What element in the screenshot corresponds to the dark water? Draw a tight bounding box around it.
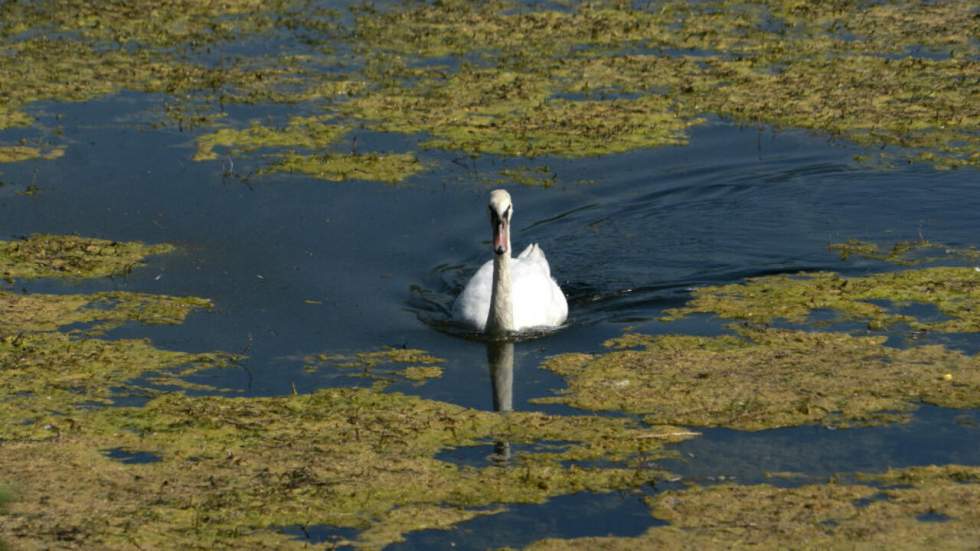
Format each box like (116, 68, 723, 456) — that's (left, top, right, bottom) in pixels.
(3, 82, 980, 546)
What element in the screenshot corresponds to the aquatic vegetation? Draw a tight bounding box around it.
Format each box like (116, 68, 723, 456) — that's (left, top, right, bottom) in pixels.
(1, 0, 974, 167)
(0, 387, 693, 549)
(829, 239, 980, 266)
(527, 465, 980, 549)
(0, 290, 211, 335)
(269, 152, 425, 184)
(305, 347, 445, 384)
(498, 166, 556, 188)
(536, 328, 980, 430)
(0, 233, 693, 548)
(0, 145, 62, 163)
(664, 266, 980, 332)
(0, 234, 173, 280)
(193, 117, 349, 161)
(194, 116, 424, 183)
(349, 1, 979, 167)
(0, 233, 223, 436)
(0, 4, 344, 133)
(0, 332, 232, 441)
(345, 66, 696, 158)
(0, 0, 303, 48)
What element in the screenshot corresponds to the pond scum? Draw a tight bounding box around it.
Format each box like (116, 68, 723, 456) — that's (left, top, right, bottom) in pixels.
(1, 0, 979, 548)
(0, 234, 698, 548)
(0, 0, 976, 175)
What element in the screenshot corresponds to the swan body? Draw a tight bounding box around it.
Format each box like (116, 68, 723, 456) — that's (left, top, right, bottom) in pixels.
(453, 190, 568, 334)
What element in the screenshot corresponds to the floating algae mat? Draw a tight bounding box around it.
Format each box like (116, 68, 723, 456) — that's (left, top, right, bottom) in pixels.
(344, 0, 979, 167)
(0, 236, 697, 548)
(663, 266, 980, 333)
(1, 0, 974, 170)
(1, 0, 979, 548)
(194, 117, 425, 183)
(0, 388, 694, 549)
(828, 239, 980, 266)
(0, 234, 226, 440)
(536, 327, 980, 430)
(304, 347, 446, 384)
(0, 234, 173, 280)
(527, 465, 980, 549)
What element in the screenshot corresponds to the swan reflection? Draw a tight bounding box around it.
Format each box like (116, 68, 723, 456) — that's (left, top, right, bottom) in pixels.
(487, 340, 514, 463)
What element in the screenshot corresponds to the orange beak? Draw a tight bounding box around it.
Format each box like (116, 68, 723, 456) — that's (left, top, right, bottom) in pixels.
(493, 221, 509, 255)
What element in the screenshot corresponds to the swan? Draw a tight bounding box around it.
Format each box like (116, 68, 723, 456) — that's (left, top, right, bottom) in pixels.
(452, 189, 568, 335)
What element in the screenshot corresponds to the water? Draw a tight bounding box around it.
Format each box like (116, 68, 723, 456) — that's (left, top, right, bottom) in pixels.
(3, 28, 980, 551)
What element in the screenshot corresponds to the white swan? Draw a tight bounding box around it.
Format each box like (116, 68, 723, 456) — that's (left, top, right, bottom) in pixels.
(453, 189, 568, 335)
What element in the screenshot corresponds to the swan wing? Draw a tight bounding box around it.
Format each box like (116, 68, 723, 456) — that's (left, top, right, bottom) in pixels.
(452, 259, 493, 331)
(512, 246, 567, 330)
(516, 243, 551, 276)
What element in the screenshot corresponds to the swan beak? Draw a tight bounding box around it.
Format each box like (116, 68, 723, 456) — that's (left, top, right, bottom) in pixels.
(493, 222, 509, 255)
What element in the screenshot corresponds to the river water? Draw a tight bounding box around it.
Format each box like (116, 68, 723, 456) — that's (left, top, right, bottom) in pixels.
(2, 8, 979, 548)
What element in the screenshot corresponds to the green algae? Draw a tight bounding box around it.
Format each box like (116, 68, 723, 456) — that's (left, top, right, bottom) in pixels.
(527, 464, 980, 550)
(536, 328, 980, 430)
(305, 347, 445, 385)
(664, 266, 980, 333)
(829, 239, 980, 266)
(3, 0, 974, 168)
(0, 290, 211, 335)
(269, 152, 425, 184)
(498, 166, 557, 188)
(0, 229, 695, 548)
(0, 387, 693, 549)
(346, 1, 979, 167)
(0, 0, 301, 48)
(0, 4, 345, 134)
(345, 65, 696, 158)
(0, 234, 173, 281)
(0, 332, 233, 441)
(194, 117, 425, 183)
(193, 117, 349, 162)
(0, 145, 63, 163)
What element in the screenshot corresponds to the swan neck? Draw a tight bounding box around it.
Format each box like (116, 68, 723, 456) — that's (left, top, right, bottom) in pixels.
(486, 252, 513, 334)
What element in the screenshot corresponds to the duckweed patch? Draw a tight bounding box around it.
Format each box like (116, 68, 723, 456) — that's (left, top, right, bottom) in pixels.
(0, 388, 693, 549)
(536, 328, 980, 430)
(0, 234, 173, 280)
(664, 266, 980, 333)
(527, 465, 980, 550)
(305, 347, 445, 385)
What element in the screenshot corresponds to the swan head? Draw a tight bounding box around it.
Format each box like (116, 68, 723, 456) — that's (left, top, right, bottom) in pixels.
(488, 189, 512, 256)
